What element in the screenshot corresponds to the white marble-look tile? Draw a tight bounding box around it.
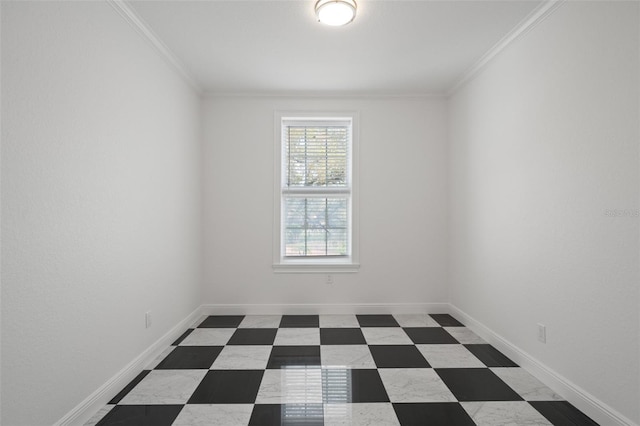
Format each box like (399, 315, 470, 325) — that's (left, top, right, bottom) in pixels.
(461, 401, 553, 426)
(172, 404, 253, 426)
(83, 405, 114, 426)
(361, 328, 412, 345)
(255, 368, 323, 404)
(324, 403, 400, 426)
(393, 314, 440, 327)
(120, 370, 206, 404)
(274, 328, 320, 346)
(321, 345, 376, 369)
(416, 344, 485, 368)
(144, 346, 175, 369)
(444, 327, 486, 344)
(210, 345, 272, 370)
(378, 368, 456, 403)
(238, 315, 282, 328)
(179, 328, 235, 346)
(320, 315, 360, 328)
(491, 368, 563, 401)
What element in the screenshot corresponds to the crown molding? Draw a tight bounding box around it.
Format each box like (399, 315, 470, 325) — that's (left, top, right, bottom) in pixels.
(202, 91, 447, 99)
(447, 0, 565, 97)
(107, 0, 202, 93)
(107, 0, 563, 100)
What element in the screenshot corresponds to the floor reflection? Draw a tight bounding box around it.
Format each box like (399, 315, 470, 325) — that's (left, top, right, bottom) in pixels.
(275, 366, 353, 424)
(279, 403, 324, 425)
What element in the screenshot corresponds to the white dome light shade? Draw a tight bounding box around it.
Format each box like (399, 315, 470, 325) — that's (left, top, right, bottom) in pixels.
(315, 0, 357, 26)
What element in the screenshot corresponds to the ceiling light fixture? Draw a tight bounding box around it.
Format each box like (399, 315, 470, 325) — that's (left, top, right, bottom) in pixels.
(315, 0, 357, 26)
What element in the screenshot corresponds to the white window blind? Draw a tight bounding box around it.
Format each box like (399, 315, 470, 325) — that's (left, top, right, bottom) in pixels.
(282, 119, 352, 258)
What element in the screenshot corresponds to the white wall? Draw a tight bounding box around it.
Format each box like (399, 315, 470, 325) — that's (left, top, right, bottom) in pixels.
(449, 2, 639, 424)
(203, 96, 448, 310)
(1, 2, 203, 425)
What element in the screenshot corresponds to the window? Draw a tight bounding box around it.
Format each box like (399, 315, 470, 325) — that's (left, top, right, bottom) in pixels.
(274, 113, 359, 273)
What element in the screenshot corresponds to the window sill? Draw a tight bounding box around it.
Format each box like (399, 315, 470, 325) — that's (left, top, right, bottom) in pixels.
(272, 262, 360, 274)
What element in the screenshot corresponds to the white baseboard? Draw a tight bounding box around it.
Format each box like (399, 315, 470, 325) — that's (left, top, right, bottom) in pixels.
(201, 302, 449, 315)
(54, 306, 203, 426)
(448, 304, 638, 426)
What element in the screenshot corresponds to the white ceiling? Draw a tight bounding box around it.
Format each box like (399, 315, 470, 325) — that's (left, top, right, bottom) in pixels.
(128, 0, 543, 95)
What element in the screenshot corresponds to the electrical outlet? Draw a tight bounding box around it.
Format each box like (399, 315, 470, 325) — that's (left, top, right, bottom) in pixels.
(145, 311, 152, 329)
(326, 274, 334, 285)
(537, 323, 546, 343)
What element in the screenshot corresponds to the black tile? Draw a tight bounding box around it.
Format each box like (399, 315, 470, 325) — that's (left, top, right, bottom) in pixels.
(280, 315, 320, 328)
(393, 402, 475, 426)
(464, 344, 518, 367)
(249, 404, 324, 426)
(198, 315, 244, 328)
(108, 371, 150, 404)
(435, 368, 523, 401)
(530, 401, 599, 426)
(356, 314, 400, 327)
(429, 314, 464, 327)
(267, 346, 321, 369)
(187, 370, 264, 403)
(95, 405, 183, 426)
(227, 328, 277, 345)
(369, 345, 430, 368)
(320, 328, 366, 345)
(172, 329, 193, 346)
(322, 368, 389, 403)
(155, 346, 222, 369)
(404, 327, 459, 344)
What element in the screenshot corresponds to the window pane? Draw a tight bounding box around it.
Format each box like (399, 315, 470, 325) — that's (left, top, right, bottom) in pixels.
(284, 197, 348, 257)
(327, 229, 347, 256)
(285, 198, 305, 227)
(285, 228, 305, 256)
(306, 229, 327, 256)
(306, 198, 327, 229)
(327, 199, 347, 228)
(285, 126, 348, 188)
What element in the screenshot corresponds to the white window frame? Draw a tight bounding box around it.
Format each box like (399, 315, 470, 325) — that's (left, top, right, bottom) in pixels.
(273, 111, 360, 273)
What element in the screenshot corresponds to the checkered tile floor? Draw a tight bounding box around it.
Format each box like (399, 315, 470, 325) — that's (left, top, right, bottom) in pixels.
(88, 314, 598, 425)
